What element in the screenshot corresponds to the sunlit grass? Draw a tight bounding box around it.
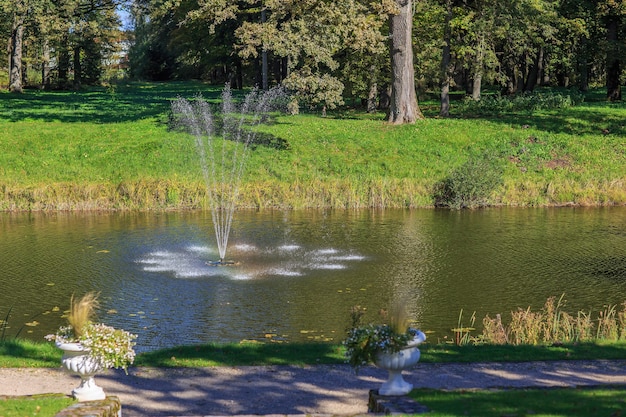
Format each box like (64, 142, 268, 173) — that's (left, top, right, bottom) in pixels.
(409, 387, 626, 417)
(0, 394, 75, 417)
(0, 82, 624, 210)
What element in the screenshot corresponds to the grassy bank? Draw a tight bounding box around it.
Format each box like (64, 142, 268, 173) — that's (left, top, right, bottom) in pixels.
(0, 82, 624, 210)
(3, 338, 626, 368)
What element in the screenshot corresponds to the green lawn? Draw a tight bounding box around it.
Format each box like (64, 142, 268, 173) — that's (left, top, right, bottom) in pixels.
(0, 82, 624, 210)
(409, 386, 626, 417)
(0, 394, 75, 417)
(2, 339, 626, 416)
(3, 339, 626, 368)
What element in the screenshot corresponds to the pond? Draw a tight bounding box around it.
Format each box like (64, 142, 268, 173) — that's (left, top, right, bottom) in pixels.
(1, 207, 625, 352)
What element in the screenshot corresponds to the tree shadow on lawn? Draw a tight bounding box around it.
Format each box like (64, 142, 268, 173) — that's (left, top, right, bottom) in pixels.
(0, 82, 224, 124)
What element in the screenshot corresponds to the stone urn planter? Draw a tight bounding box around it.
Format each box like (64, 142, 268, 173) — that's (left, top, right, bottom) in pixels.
(57, 341, 106, 402)
(375, 330, 426, 396)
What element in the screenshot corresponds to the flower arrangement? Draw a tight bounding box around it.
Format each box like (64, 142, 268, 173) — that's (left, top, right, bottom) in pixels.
(344, 302, 422, 371)
(45, 292, 137, 372)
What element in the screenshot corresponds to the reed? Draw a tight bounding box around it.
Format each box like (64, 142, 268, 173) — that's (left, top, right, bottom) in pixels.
(458, 295, 626, 346)
(67, 292, 99, 338)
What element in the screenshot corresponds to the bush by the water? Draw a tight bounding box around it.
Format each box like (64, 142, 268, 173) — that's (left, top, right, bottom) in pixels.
(433, 155, 504, 209)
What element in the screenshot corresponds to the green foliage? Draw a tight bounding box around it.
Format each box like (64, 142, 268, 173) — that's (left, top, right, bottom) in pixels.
(433, 155, 504, 209)
(455, 90, 586, 116)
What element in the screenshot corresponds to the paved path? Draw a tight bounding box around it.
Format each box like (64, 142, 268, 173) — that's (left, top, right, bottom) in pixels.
(2, 361, 626, 416)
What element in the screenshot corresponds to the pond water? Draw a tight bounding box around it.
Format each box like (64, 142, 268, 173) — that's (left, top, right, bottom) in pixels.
(1, 207, 625, 352)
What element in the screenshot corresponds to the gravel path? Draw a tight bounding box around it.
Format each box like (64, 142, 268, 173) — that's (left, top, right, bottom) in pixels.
(2, 361, 626, 416)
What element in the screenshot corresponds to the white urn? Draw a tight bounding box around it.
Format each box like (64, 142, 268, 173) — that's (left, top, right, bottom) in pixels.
(375, 330, 426, 396)
(57, 341, 105, 401)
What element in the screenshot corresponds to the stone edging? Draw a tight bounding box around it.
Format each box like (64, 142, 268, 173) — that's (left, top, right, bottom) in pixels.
(55, 396, 121, 417)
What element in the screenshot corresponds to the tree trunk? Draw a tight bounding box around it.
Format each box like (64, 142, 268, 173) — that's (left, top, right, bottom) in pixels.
(367, 63, 378, 113)
(58, 33, 71, 88)
(525, 47, 542, 92)
(261, 8, 268, 90)
(471, 33, 484, 101)
(440, 0, 453, 117)
(472, 74, 482, 100)
(388, 0, 423, 124)
(9, 15, 25, 93)
(42, 39, 51, 89)
(606, 16, 621, 101)
(73, 46, 82, 87)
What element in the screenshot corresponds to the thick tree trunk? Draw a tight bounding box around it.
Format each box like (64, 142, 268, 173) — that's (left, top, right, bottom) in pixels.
(525, 47, 543, 92)
(388, 0, 423, 124)
(440, 0, 453, 117)
(9, 15, 25, 93)
(606, 17, 621, 101)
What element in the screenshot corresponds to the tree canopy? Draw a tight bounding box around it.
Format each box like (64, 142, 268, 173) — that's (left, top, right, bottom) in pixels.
(1, 0, 624, 111)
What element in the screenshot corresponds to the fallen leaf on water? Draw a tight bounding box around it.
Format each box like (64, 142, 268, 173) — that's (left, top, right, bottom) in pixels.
(25, 321, 40, 327)
(96, 250, 110, 253)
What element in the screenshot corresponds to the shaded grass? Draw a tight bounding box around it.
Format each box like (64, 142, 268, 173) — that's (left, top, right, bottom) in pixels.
(3, 339, 626, 368)
(133, 342, 346, 367)
(0, 82, 624, 210)
(409, 386, 626, 417)
(0, 394, 75, 417)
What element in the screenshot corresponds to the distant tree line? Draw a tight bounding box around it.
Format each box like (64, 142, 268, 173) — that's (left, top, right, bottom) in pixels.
(1, 0, 123, 92)
(2, 0, 624, 118)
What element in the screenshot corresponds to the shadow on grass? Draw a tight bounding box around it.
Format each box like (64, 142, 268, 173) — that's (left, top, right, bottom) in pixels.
(0, 339, 61, 367)
(0, 82, 224, 124)
(134, 342, 345, 367)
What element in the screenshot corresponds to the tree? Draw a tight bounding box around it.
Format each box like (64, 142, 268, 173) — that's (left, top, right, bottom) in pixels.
(599, 0, 625, 101)
(6, 0, 27, 93)
(388, 0, 423, 123)
(178, 0, 391, 111)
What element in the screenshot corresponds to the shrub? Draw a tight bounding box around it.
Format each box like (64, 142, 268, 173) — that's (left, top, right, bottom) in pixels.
(455, 90, 585, 115)
(433, 155, 503, 209)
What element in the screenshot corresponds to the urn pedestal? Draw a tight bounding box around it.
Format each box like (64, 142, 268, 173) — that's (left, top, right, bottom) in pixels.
(375, 330, 426, 396)
(57, 341, 105, 401)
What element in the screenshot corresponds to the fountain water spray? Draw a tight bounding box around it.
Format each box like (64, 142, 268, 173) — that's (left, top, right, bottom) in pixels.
(171, 85, 285, 264)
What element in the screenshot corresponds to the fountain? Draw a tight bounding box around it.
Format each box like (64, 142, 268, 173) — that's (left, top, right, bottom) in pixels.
(171, 85, 285, 265)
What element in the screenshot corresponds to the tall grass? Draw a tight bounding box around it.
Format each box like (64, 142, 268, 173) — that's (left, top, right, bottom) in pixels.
(457, 295, 626, 346)
(0, 83, 624, 210)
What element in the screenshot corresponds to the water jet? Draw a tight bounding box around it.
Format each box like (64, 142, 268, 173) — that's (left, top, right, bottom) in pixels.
(171, 85, 285, 263)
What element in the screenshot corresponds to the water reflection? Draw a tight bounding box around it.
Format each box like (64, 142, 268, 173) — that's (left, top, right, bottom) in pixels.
(0, 207, 624, 352)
